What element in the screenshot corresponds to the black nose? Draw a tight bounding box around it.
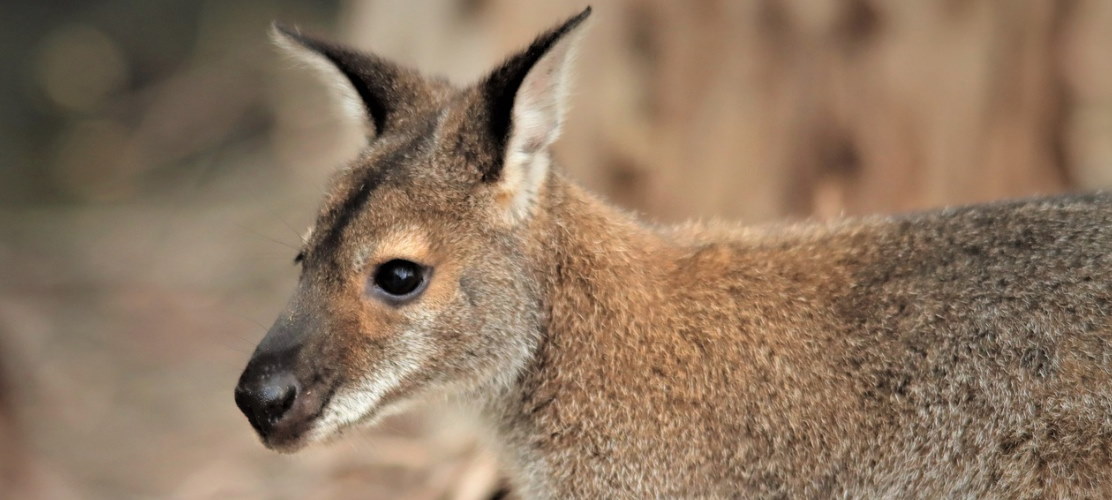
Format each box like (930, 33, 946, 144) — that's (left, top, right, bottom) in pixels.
(235, 371, 301, 435)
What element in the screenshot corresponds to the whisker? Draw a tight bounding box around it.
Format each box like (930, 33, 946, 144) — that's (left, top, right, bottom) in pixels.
(232, 221, 300, 251)
(213, 336, 253, 355)
(279, 217, 308, 245)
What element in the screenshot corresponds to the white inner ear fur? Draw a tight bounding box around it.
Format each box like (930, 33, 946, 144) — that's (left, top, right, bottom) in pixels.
(497, 28, 586, 224)
(271, 27, 375, 139)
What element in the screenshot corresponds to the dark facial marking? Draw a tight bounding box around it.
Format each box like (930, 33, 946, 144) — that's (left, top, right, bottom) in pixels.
(315, 163, 389, 266)
(311, 118, 438, 270)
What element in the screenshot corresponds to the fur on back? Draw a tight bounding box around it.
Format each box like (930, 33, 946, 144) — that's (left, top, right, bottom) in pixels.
(485, 183, 1112, 497)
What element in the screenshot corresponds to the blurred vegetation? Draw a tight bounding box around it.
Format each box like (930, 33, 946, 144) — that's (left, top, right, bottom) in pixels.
(1, 0, 1111, 499)
(1, 0, 342, 206)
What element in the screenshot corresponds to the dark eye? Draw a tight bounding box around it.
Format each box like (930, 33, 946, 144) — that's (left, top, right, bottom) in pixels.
(372, 259, 427, 298)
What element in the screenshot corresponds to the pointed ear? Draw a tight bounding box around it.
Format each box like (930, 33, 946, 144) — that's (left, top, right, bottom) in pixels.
(271, 23, 431, 140)
(478, 7, 591, 221)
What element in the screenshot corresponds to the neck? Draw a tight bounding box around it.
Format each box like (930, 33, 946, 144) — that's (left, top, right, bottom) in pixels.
(528, 174, 670, 326)
(476, 173, 674, 485)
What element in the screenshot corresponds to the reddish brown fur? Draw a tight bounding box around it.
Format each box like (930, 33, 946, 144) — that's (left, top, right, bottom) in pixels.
(489, 181, 1112, 496)
(238, 11, 1112, 498)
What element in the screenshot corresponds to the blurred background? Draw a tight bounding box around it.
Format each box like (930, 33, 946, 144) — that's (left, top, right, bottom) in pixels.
(2, 0, 1111, 498)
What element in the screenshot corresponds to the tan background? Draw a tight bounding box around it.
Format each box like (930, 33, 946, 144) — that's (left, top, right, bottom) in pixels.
(2, 0, 1111, 498)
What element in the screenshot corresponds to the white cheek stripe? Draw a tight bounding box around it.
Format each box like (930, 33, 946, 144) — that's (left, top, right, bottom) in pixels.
(307, 323, 434, 441)
(310, 355, 419, 439)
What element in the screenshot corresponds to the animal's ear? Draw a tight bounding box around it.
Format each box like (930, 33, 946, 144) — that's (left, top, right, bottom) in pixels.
(272, 23, 430, 140)
(477, 7, 591, 221)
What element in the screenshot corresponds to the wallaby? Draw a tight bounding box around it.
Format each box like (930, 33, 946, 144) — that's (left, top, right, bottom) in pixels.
(234, 7, 1112, 498)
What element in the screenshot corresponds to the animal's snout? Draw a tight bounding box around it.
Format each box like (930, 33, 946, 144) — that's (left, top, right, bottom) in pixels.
(235, 370, 301, 434)
(234, 343, 331, 450)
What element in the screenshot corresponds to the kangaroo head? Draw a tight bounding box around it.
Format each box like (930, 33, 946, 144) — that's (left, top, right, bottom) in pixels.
(234, 9, 591, 451)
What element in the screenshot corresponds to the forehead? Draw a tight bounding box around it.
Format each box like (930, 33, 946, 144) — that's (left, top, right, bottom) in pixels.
(304, 109, 482, 266)
(311, 135, 427, 253)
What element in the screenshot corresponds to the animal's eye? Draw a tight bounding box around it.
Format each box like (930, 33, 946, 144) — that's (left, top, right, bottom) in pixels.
(372, 259, 427, 298)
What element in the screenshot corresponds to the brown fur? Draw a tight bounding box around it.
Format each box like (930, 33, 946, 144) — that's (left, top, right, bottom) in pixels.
(237, 10, 1112, 498)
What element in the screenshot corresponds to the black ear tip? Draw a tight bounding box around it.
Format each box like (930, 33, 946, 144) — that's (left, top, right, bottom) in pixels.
(569, 6, 593, 28)
(538, 6, 592, 47)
